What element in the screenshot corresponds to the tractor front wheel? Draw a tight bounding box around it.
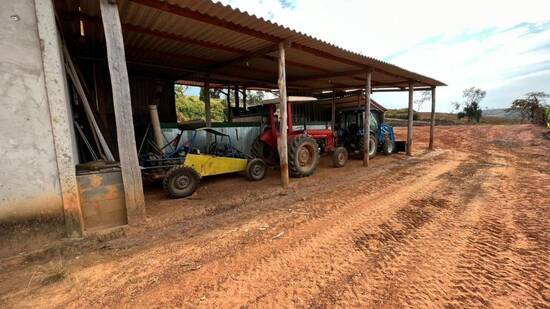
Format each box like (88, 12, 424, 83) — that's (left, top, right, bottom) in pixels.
(383, 139, 395, 155)
(357, 134, 377, 159)
(332, 146, 348, 168)
(288, 134, 320, 178)
(163, 166, 200, 198)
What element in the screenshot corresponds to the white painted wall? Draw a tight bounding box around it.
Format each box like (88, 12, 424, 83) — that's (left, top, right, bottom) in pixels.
(0, 0, 65, 221)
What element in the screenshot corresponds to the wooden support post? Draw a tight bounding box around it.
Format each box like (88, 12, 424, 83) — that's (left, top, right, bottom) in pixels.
(331, 90, 336, 131)
(363, 71, 372, 167)
(277, 42, 290, 188)
(243, 88, 247, 110)
(99, 0, 145, 223)
(429, 86, 436, 150)
(226, 85, 231, 122)
(406, 82, 414, 156)
(35, 0, 84, 237)
(204, 81, 212, 148)
(235, 85, 240, 110)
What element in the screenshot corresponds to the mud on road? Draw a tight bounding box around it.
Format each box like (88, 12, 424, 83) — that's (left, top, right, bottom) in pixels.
(1, 125, 549, 308)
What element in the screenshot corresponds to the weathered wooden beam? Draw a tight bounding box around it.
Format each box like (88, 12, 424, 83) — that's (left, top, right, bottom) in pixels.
(406, 82, 414, 156)
(363, 71, 372, 167)
(99, 0, 146, 223)
(429, 86, 436, 150)
(373, 87, 432, 93)
(278, 42, 290, 188)
(288, 69, 366, 82)
(64, 11, 246, 54)
(35, 0, 84, 237)
(331, 90, 336, 131)
(208, 43, 281, 72)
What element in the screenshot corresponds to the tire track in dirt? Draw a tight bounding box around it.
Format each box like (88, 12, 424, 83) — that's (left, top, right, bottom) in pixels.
(131, 152, 467, 307)
(445, 149, 550, 308)
(6, 152, 450, 308)
(308, 157, 488, 308)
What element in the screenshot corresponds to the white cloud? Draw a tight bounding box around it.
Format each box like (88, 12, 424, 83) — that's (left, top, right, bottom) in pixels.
(218, 0, 550, 111)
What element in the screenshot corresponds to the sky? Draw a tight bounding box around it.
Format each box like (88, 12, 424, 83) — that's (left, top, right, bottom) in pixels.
(215, 0, 550, 112)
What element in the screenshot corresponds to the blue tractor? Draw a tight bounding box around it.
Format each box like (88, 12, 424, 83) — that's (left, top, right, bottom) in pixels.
(335, 107, 404, 158)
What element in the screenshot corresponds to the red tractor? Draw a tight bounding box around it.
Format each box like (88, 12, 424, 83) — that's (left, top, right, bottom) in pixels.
(251, 102, 348, 178)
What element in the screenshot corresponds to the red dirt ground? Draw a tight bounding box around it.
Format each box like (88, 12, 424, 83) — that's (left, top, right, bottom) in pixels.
(1, 124, 549, 308)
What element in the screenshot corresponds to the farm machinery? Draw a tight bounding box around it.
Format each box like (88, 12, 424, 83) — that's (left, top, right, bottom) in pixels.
(335, 107, 406, 157)
(139, 127, 266, 198)
(250, 102, 348, 178)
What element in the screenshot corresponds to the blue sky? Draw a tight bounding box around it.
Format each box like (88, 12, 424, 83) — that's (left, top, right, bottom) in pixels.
(217, 0, 550, 111)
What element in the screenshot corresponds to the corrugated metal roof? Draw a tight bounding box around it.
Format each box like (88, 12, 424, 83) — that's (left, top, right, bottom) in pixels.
(55, 0, 446, 92)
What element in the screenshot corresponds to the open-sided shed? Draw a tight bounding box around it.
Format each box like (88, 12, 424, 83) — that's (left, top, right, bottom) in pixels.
(44, 0, 445, 235)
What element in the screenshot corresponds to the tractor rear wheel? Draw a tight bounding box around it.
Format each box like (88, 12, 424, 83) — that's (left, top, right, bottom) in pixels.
(163, 166, 200, 198)
(246, 158, 267, 181)
(288, 134, 319, 178)
(332, 147, 348, 168)
(357, 134, 377, 159)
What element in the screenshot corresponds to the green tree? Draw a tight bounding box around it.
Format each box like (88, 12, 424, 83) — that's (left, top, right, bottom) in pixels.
(508, 91, 549, 125)
(175, 95, 226, 123)
(453, 87, 485, 123)
(246, 90, 265, 106)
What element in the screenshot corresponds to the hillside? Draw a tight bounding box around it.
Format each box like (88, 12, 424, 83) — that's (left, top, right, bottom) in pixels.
(385, 108, 524, 126)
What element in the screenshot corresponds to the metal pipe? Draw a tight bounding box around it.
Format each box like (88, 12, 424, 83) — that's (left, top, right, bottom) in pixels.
(148, 104, 164, 153)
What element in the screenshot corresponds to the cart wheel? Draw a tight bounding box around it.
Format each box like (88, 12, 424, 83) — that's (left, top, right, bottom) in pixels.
(163, 166, 200, 198)
(246, 158, 267, 181)
(332, 147, 348, 168)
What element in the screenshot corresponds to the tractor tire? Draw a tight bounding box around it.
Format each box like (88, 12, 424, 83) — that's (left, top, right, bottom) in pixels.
(332, 147, 348, 168)
(357, 134, 377, 159)
(251, 136, 278, 164)
(246, 158, 267, 181)
(383, 139, 395, 155)
(288, 134, 319, 178)
(163, 166, 200, 199)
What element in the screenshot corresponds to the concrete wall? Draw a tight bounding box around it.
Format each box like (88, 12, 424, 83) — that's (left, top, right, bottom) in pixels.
(0, 0, 64, 222)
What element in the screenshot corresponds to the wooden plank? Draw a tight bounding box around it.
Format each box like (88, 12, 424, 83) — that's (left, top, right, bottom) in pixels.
(429, 86, 436, 150)
(373, 87, 432, 93)
(407, 82, 414, 156)
(99, 0, 146, 224)
(277, 42, 290, 188)
(363, 71, 372, 167)
(35, 0, 84, 237)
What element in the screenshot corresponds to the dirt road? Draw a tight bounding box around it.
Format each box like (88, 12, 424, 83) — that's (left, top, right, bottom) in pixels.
(1, 125, 549, 308)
